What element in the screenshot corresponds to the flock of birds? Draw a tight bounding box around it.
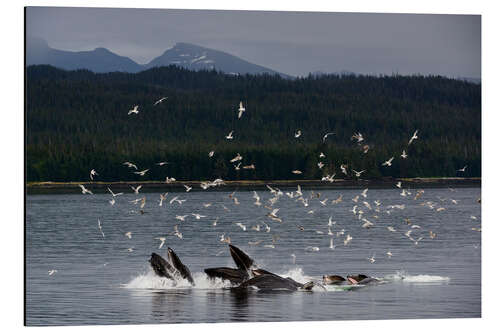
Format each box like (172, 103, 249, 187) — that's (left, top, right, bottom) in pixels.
(50, 97, 479, 277)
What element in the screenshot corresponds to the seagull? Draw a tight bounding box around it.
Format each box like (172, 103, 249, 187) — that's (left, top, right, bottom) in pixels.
(127, 248, 134, 252)
(173, 225, 183, 239)
(340, 164, 348, 175)
(159, 193, 168, 206)
(319, 152, 325, 158)
(124, 231, 132, 239)
(401, 150, 408, 159)
(353, 170, 365, 178)
(262, 222, 271, 233)
(328, 216, 336, 226)
(408, 130, 419, 145)
(396, 181, 402, 188)
(243, 164, 255, 170)
(368, 254, 376, 264)
(165, 177, 176, 183)
(123, 161, 138, 169)
(139, 197, 146, 209)
(332, 195, 343, 204)
(235, 222, 247, 231)
(155, 237, 166, 249)
(319, 198, 328, 206)
(386, 251, 393, 258)
(230, 153, 243, 163)
(382, 157, 394, 167)
(251, 224, 261, 232)
(192, 213, 206, 220)
(292, 170, 302, 174)
(362, 219, 374, 229)
(264, 244, 276, 249)
(212, 217, 219, 226)
(176, 215, 188, 222)
(109, 198, 115, 206)
(296, 185, 303, 197)
(154, 97, 167, 106)
(351, 132, 364, 143)
(294, 130, 302, 138)
(225, 131, 234, 140)
(208, 150, 215, 157)
(107, 187, 123, 197)
(128, 105, 139, 115)
(238, 101, 246, 119)
(329, 238, 335, 250)
(362, 145, 370, 154)
(429, 231, 437, 239)
(134, 169, 149, 176)
(344, 234, 352, 246)
(361, 188, 368, 198)
(457, 165, 467, 172)
(317, 162, 325, 169)
(183, 184, 192, 192)
(131, 185, 142, 194)
(97, 218, 105, 238)
(78, 184, 93, 195)
(89, 169, 98, 180)
(387, 226, 396, 232)
(48, 270, 58, 276)
(306, 246, 320, 252)
(156, 161, 169, 166)
(322, 132, 334, 142)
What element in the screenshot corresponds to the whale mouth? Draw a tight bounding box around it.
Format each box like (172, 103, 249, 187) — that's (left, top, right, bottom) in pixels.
(347, 277, 358, 285)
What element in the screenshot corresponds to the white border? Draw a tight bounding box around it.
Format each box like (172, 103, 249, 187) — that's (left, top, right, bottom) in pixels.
(3, 0, 499, 332)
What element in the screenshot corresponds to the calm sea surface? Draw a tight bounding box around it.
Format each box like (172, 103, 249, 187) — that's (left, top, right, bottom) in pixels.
(26, 186, 481, 326)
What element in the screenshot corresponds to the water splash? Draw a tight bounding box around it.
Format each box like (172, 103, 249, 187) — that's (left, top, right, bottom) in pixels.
(123, 271, 233, 290)
(384, 270, 450, 283)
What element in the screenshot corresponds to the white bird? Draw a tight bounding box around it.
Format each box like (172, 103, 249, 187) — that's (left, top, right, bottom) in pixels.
(173, 225, 183, 239)
(124, 231, 132, 239)
(353, 170, 365, 178)
(401, 150, 408, 159)
(264, 244, 276, 249)
(159, 193, 168, 206)
(78, 184, 93, 195)
(382, 157, 394, 167)
(322, 132, 334, 142)
(154, 97, 167, 106)
(128, 105, 139, 115)
(107, 187, 123, 197)
(251, 224, 261, 232)
(176, 215, 188, 222)
(156, 161, 169, 166)
(457, 165, 467, 172)
(408, 130, 419, 145)
(90, 169, 98, 180)
(344, 234, 352, 246)
(296, 185, 303, 197)
(396, 181, 402, 188)
(134, 169, 149, 176)
(362, 219, 374, 229)
(292, 170, 302, 174)
(123, 161, 138, 169)
(238, 101, 246, 119)
(319, 198, 328, 206)
(165, 177, 176, 183)
(387, 226, 396, 232)
(306, 246, 320, 252)
(225, 131, 234, 140)
(109, 198, 115, 206)
(386, 251, 393, 258)
(351, 132, 364, 143)
(329, 238, 335, 250)
(319, 152, 325, 158)
(361, 188, 368, 198)
(183, 184, 192, 192)
(230, 153, 243, 163)
(352, 195, 359, 203)
(317, 162, 325, 169)
(131, 185, 142, 194)
(262, 222, 271, 233)
(127, 248, 134, 252)
(340, 164, 348, 175)
(208, 150, 215, 157)
(212, 217, 219, 226)
(155, 237, 166, 249)
(97, 218, 105, 238)
(202, 203, 212, 208)
(351, 205, 358, 214)
(192, 213, 206, 220)
(48, 270, 58, 276)
(368, 254, 376, 264)
(328, 216, 336, 226)
(294, 130, 302, 138)
(235, 222, 247, 231)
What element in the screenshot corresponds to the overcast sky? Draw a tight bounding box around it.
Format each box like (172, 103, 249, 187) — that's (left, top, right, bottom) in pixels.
(26, 7, 481, 78)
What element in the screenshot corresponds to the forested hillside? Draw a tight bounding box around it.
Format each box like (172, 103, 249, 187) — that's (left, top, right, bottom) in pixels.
(26, 65, 481, 182)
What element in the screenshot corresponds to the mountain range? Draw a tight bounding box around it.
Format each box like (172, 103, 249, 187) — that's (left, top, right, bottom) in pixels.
(26, 37, 290, 77)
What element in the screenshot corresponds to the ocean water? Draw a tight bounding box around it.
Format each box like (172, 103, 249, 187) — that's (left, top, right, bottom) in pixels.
(25, 186, 481, 326)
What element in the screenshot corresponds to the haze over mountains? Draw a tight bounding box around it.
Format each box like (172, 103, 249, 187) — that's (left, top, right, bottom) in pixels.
(26, 37, 289, 77)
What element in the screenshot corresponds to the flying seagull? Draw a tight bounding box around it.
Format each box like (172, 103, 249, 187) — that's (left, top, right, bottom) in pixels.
(78, 184, 93, 195)
(154, 97, 168, 106)
(238, 101, 246, 119)
(128, 105, 139, 115)
(408, 130, 419, 145)
(322, 132, 334, 142)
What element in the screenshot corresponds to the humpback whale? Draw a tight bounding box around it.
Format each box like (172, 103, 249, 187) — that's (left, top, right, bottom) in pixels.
(233, 274, 317, 292)
(149, 248, 195, 285)
(204, 244, 255, 284)
(347, 274, 379, 285)
(322, 275, 347, 285)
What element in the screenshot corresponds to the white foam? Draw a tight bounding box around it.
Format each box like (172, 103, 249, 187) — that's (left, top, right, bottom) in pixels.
(384, 270, 450, 283)
(123, 271, 232, 290)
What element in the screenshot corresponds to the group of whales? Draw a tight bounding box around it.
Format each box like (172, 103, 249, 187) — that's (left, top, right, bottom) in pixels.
(149, 244, 379, 291)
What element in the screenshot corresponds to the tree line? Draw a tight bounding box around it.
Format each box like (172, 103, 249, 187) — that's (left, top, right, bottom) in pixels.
(26, 65, 481, 182)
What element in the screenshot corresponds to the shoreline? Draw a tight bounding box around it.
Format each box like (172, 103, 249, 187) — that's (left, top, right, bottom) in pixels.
(26, 177, 481, 194)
